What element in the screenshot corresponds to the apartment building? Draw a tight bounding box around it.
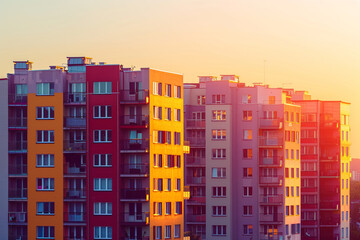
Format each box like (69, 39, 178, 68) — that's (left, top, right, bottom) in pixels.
(184, 76, 301, 240)
(292, 95, 351, 240)
(7, 58, 186, 240)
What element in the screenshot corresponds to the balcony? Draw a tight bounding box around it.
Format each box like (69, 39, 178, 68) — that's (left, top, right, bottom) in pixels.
(319, 201, 339, 211)
(120, 188, 149, 201)
(120, 164, 149, 177)
(186, 176, 205, 185)
(120, 115, 148, 128)
(184, 140, 190, 154)
(64, 141, 86, 153)
(186, 119, 205, 129)
(260, 118, 283, 129)
(186, 214, 206, 223)
(64, 166, 86, 177)
(64, 188, 86, 200)
(259, 233, 283, 240)
(9, 189, 27, 200)
(64, 116, 86, 128)
(259, 157, 283, 168)
(260, 213, 283, 223)
(260, 194, 283, 204)
(185, 156, 205, 166)
(9, 234, 28, 240)
(187, 137, 206, 148)
(184, 185, 190, 200)
(121, 212, 149, 225)
(64, 212, 86, 224)
(9, 212, 27, 224)
(9, 94, 27, 105)
(120, 139, 149, 152)
(64, 237, 86, 240)
(9, 141, 27, 153)
(64, 92, 86, 104)
(259, 137, 283, 148)
(260, 176, 283, 186)
(120, 90, 149, 104)
(319, 170, 339, 178)
(9, 165, 27, 176)
(187, 196, 206, 205)
(9, 117, 27, 128)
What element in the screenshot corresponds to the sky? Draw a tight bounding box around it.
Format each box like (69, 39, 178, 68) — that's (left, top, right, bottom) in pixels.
(1, 0, 360, 155)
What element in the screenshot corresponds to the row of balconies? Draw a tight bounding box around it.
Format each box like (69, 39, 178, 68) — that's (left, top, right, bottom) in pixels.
(185, 118, 282, 130)
(63, 115, 149, 128)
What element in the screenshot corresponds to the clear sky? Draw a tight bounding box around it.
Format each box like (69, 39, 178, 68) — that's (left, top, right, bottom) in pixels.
(1, 0, 360, 155)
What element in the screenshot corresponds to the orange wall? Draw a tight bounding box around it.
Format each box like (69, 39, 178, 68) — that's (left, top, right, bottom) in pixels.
(27, 93, 64, 239)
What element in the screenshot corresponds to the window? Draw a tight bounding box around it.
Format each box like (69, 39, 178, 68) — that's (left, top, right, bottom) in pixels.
(94, 178, 112, 191)
(94, 202, 112, 215)
(286, 187, 289, 197)
(176, 155, 181, 168)
(243, 111, 252, 120)
(93, 82, 112, 94)
(243, 149, 253, 159)
(212, 225, 227, 236)
(165, 107, 171, 120)
(153, 178, 163, 191)
(154, 154, 163, 167)
(174, 109, 181, 121)
(212, 110, 226, 120)
(243, 168, 253, 177)
(243, 130, 252, 140)
(166, 84, 172, 97)
(243, 206, 253, 216)
(165, 202, 171, 215)
(174, 224, 180, 238)
(174, 132, 181, 145)
(244, 225, 253, 235)
(212, 168, 226, 178)
(197, 95, 205, 105)
(36, 83, 54, 96)
(212, 94, 225, 104)
(212, 129, 226, 140)
(175, 202, 182, 214)
(36, 107, 54, 119)
(155, 226, 162, 239)
(37, 130, 54, 143)
(94, 154, 112, 167)
(37, 226, 54, 239)
(212, 187, 226, 197)
(94, 130, 112, 143)
(174, 86, 181, 98)
(153, 106, 162, 119)
(94, 226, 112, 239)
(166, 131, 172, 144)
(94, 106, 112, 118)
(212, 149, 226, 159)
(36, 154, 54, 167)
(37, 202, 54, 215)
(243, 187, 253, 196)
(242, 95, 252, 104)
(176, 179, 181, 191)
(166, 179, 171, 191)
(213, 206, 226, 216)
(153, 82, 162, 95)
(37, 178, 54, 191)
(165, 225, 171, 239)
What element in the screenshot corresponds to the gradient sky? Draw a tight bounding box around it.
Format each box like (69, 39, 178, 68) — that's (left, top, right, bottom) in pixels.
(1, 0, 360, 155)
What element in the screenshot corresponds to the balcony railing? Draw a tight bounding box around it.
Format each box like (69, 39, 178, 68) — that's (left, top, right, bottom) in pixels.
(260, 194, 283, 204)
(186, 214, 206, 222)
(186, 119, 205, 129)
(120, 115, 149, 127)
(9, 165, 27, 175)
(64, 166, 86, 176)
(184, 185, 190, 200)
(64, 141, 86, 152)
(120, 164, 149, 175)
(9, 235, 28, 240)
(9, 94, 27, 104)
(120, 139, 149, 152)
(64, 92, 86, 104)
(120, 188, 149, 200)
(259, 232, 283, 240)
(260, 213, 283, 222)
(64, 188, 86, 200)
(119, 90, 149, 104)
(187, 137, 206, 147)
(185, 156, 205, 166)
(259, 157, 283, 167)
(259, 137, 283, 147)
(64, 237, 87, 240)
(319, 170, 339, 177)
(9, 141, 27, 152)
(64, 212, 86, 222)
(260, 176, 283, 185)
(121, 212, 149, 224)
(9, 117, 27, 128)
(319, 201, 339, 210)
(260, 118, 282, 129)
(64, 116, 86, 128)
(9, 212, 27, 223)
(9, 189, 27, 199)
(186, 176, 205, 185)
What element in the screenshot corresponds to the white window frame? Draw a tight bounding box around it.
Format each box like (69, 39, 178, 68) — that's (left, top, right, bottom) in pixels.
(165, 225, 171, 239)
(212, 225, 227, 236)
(36, 107, 55, 119)
(94, 226, 112, 239)
(175, 202, 182, 214)
(212, 168, 226, 178)
(174, 225, 180, 238)
(94, 105, 112, 119)
(36, 154, 55, 167)
(155, 226, 162, 239)
(93, 130, 112, 143)
(93, 154, 112, 167)
(37, 226, 55, 239)
(174, 109, 181, 121)
(212, 206, 226, 216)
(94, 178, 112, 191)
(93, 82, 112, 94)
(37, 178, 55, 191)
(165, 202, 171, 215)
(212, 149, 226, 159)
(212, 110, 226, 120)
(174, 85, 181, 98)
(165, 84, 172, 97)
(37, 130, 54, 143)
(212, 129, 226, 140)
(94, 202, 112, 215)
(36, 83, 54, 96)
(36, 202, 55, 215)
